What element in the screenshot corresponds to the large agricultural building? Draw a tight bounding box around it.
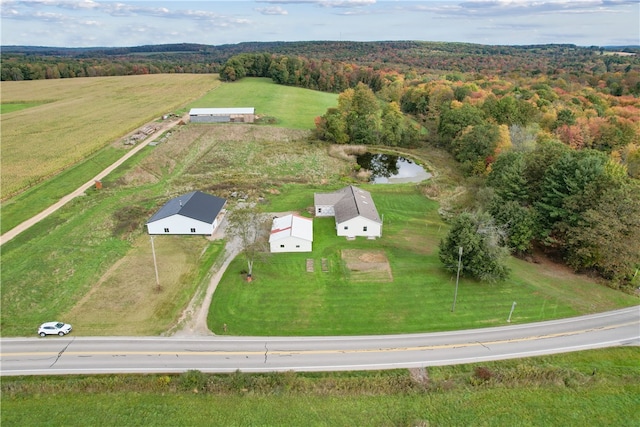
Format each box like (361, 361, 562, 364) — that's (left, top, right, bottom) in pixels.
(189, 107, 255, 123)
(146, 191, 227, 235)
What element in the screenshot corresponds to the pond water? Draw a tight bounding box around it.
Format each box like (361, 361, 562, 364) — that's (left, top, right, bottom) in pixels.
(356, 153, 432, 184)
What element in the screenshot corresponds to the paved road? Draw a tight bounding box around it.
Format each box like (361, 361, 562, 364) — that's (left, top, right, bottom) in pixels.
(0, 115, 186, 246)
(2, 306, 637, 376)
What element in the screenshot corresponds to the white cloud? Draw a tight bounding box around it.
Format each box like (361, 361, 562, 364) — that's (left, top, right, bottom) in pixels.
(256, 6, 289, 15)
(256, 0, 376, 8)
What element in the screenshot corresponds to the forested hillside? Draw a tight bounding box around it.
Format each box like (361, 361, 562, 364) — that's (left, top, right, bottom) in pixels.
(2, 41, 638, 287)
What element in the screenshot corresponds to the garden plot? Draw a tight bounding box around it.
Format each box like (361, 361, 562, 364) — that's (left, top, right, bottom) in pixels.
(341, 249, 393, 282)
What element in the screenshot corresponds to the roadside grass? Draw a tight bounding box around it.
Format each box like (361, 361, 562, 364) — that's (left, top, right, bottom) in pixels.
(1, 74, 219, 199)
(209, 184, 638, 336)
(188, 77, 338, 129)
(2, 347, 638, 426)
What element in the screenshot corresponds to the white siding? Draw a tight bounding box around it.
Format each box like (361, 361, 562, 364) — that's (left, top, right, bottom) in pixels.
(270, 236, 313, 253)
(336, 216, 382, 239)
(146, 215, 217, 235)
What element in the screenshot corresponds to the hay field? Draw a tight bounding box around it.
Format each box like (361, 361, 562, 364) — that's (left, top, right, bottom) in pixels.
(0, 74, 219, 199)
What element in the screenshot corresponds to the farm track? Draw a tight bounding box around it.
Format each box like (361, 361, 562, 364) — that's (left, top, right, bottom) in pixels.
(0, 114, 187, 246)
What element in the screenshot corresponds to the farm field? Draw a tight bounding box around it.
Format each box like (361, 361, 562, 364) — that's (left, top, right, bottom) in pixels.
(0, 76, 637, 339)
(0, 73, 219, 200)
(2, 347, 639, 426)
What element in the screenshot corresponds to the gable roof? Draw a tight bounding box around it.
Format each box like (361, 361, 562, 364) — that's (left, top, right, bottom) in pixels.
(147, 191, 226, 225)
(269, 214, 313, 243)
(189, 108, 254, 116)
(315, 186, 381, 224)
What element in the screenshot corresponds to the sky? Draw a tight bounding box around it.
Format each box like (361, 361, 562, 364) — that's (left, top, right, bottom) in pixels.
(1, 0, 639, 48)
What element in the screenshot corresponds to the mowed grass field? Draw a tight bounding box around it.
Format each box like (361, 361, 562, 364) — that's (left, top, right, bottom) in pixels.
(188, 77, 338, 129)
(0, 74, 219, 199)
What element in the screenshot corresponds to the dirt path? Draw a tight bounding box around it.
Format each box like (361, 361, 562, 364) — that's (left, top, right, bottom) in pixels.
(169, 215, 242, 337)
(0, 115, 186, 246)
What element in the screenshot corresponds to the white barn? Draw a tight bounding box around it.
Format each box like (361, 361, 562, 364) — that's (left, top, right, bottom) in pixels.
(189, 107, 255, 123)
(269, 214, 313, 253)
(146, 191, 226, 235)
(314, 186, 382, 239)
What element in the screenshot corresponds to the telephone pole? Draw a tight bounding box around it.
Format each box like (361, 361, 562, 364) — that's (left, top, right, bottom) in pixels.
(451, 246, 463, 312)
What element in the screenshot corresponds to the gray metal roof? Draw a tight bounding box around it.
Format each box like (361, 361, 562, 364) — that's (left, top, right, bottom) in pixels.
(147, 191, 226, 224)
(189, 108, 255, 116)
(316, 186, 381, 224)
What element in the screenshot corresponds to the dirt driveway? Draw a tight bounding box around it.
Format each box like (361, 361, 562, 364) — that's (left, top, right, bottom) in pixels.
(0, 115, 187, 246)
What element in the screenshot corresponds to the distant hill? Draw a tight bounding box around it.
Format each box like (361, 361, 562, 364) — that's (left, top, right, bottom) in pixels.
(1, 41, 638, 82)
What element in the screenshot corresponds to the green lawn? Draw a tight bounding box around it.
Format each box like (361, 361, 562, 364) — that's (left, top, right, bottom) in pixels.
(188, 77, 338, 129)
(208, 184, 639, 336)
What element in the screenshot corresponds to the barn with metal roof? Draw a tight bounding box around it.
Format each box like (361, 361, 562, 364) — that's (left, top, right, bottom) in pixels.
(189, 107, 255, 123)
(146, 191, 227, 235)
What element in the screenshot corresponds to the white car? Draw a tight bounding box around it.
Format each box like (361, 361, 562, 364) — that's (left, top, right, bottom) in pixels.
(38, 321, 72, 337)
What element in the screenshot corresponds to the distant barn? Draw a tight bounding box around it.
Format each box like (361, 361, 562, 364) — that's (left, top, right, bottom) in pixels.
(189, 107, 255, 123)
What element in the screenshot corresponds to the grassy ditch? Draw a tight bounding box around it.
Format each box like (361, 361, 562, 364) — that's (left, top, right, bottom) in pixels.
(2, 347, 638, 426)
(209, 184, 638, 336)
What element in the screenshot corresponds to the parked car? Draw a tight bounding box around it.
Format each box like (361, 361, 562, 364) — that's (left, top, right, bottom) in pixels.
(38, 321, 72, 337)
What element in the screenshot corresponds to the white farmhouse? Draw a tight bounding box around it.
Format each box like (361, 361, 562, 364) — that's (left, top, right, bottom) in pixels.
(314, 186, 382, 239)
(269, 214, 313, 253)
(146, 191, 226, 235)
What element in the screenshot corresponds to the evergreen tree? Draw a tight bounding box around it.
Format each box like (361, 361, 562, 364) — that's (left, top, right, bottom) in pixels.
(439, 212, 510, 283)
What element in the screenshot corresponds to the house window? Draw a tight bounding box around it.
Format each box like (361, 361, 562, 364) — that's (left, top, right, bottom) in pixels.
(164, 228, 170, 233)
(296, 245, 300, 248)
(363, 226, 368, 232)
(280, 244, 285, 248)
(190, 228, 196, 233)
(344, 226, 348, 230)
(317, 208, 322, 213)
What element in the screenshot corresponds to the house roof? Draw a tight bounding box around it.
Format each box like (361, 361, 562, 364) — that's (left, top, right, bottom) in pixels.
(315, 186, 381, 224)
(269, 214, 313, 243)
(189, 107, 255, 116)
(147, 191, 226, 225)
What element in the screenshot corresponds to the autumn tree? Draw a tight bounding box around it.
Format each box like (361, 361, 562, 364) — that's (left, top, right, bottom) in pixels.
(564, 180, 640, 284)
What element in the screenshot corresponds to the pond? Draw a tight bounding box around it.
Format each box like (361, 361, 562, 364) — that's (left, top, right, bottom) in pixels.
(356, 153, 432, 184)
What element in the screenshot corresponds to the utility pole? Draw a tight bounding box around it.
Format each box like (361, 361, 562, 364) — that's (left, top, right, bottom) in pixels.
(451, 246, 463, 312)
(507, 301, 517, 323)
(150, 235, 160, 290)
